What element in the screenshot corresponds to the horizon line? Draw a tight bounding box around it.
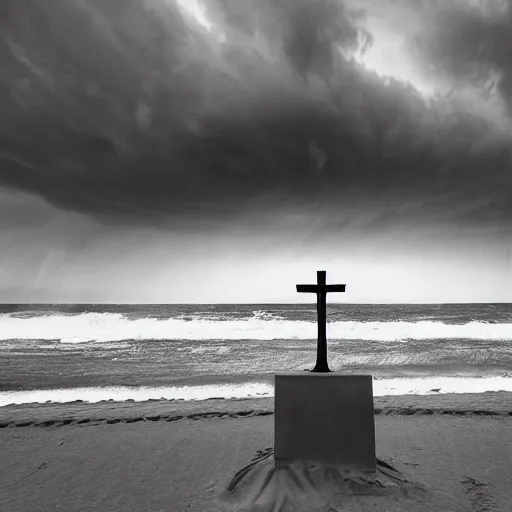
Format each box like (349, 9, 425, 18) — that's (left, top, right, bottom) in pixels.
(1, 301, 511, 306)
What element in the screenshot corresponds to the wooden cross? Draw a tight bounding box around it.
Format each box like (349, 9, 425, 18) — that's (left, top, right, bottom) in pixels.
(296, 270, 346, 372)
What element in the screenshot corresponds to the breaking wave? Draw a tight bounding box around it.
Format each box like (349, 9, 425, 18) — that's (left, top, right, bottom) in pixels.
(1, 312, 512, 343)
(2, 376, 512, 406)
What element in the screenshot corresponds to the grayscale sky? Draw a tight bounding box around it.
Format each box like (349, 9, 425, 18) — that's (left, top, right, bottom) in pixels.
(1, 0, 512, 303)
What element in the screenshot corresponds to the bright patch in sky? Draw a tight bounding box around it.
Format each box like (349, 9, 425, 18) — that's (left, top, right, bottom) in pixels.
(174, 0, 226, 42)
(349, 32, 436, 99)
(175, 0, 212, 31)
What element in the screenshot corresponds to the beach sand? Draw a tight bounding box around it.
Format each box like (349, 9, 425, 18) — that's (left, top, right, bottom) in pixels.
(1, 392, 511, 511)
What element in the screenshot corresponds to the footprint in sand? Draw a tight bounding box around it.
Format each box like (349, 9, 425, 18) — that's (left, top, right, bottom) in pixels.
(462, 477, 501, 512)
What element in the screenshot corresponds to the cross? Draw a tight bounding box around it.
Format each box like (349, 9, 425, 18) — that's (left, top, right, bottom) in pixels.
(296, 270, 346, 372)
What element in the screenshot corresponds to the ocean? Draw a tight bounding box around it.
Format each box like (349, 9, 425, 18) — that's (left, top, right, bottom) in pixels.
(1, 303, 512, 406)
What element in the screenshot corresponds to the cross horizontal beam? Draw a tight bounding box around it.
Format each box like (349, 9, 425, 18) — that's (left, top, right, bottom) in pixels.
(296, 284, 346, 293)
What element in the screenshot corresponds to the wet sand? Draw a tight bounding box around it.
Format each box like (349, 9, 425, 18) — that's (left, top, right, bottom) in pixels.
(1, 392, 511, 511)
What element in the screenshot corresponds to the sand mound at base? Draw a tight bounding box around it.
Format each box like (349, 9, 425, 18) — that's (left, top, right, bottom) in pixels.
(207, 448, 460, 512)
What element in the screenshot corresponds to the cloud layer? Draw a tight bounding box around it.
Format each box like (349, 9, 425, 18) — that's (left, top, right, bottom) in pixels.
(1, 0, 512, 233)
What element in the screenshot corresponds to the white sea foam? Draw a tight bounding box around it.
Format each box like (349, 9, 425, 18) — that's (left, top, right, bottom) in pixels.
(1, 377, 511, 406)
(372, 376, 512, 396)
(0, 382, 273, 407)
(1, 313, 512, 342)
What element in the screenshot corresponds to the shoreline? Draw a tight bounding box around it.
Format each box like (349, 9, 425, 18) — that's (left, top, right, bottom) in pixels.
(1, 391, 511, 428)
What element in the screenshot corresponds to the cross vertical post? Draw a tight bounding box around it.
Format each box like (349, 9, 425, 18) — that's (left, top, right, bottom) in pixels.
(316, 271, 327, 372)
(296, 270, 346, 373)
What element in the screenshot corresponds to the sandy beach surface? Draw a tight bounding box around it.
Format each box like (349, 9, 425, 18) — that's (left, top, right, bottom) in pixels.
(1, 392, 511, 511)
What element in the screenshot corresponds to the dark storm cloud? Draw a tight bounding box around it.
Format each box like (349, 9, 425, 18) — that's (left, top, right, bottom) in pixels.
(0, 190, 60, 231)
(1, 0, 512, 232)
(276, 0, 360, 81)
(412, 1, 512, 105)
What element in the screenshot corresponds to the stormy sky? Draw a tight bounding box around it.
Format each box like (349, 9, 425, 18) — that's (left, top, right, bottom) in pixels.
(1, 0, 512, 303)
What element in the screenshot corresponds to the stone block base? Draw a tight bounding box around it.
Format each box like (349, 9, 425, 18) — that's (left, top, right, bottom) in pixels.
(274, 373, 376, 472)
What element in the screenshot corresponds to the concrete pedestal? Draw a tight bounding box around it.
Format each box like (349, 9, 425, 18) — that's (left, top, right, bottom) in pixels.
(274, 373, 376, 472)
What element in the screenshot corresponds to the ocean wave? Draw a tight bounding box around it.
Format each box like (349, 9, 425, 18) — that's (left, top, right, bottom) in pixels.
(1, 376, 512, 406)
(1, 312, 512, 343)
(175, 309, 286, 322)
(0, 382, 273, 407)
